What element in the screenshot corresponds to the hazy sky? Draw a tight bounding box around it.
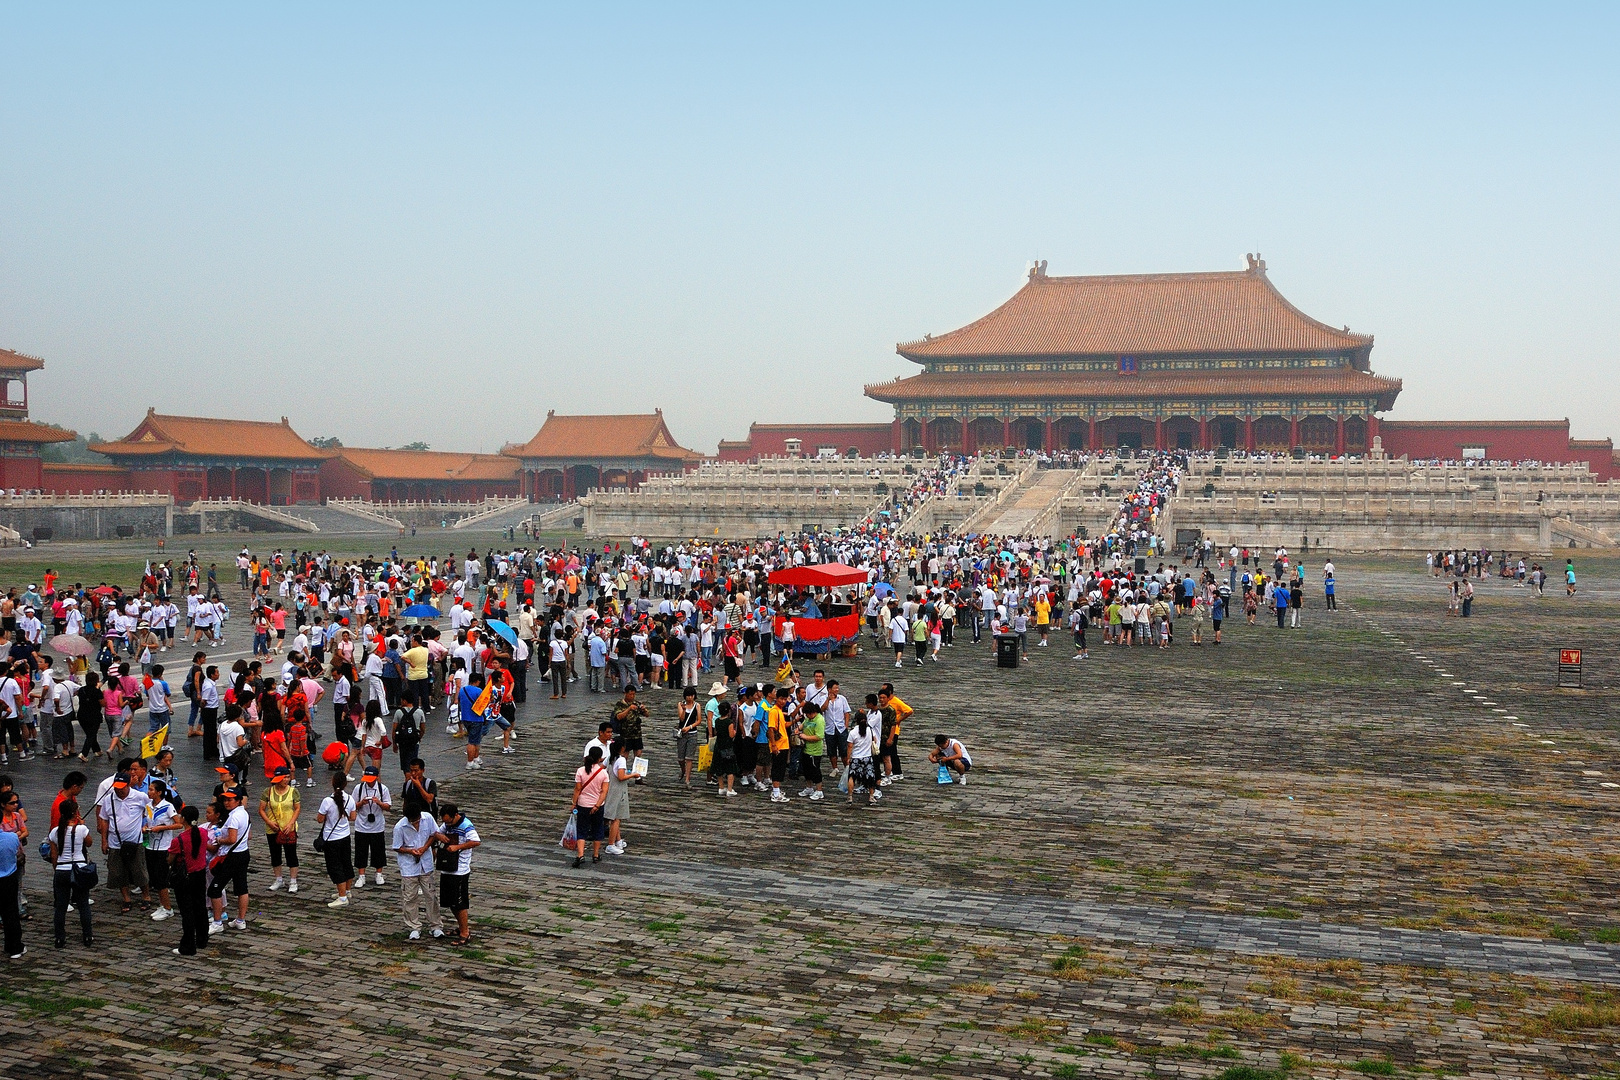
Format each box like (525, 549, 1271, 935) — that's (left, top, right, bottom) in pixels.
(3, 4, 1617, 454)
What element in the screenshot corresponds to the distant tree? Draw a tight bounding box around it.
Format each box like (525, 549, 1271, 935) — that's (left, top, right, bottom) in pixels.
(400, 441, 431, 451)
(40, 431, 114, 465)
(308, 436, 343, 449)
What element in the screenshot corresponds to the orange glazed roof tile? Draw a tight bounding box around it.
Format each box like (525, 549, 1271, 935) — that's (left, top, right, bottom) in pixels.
(335, 447, 520, 483)
(898, 261, 1372, 361)
(506, 412, 698, 462)
(865, 368, 1402, 407)
(0, 419, 75, 443)
(0, 348, 46, 373)
(92, 410, 327, 461)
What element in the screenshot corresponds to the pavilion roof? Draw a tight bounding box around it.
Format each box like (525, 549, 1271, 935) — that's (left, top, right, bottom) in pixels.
(866, 368, 1402, 409)
(92, 410, 328, 461)
(0, 419, 75, 444)
(335, 447, 519, 483)
(898, 260, 1373, 361)
(0, 348, 46, 373)
(506, 411, 699, 462)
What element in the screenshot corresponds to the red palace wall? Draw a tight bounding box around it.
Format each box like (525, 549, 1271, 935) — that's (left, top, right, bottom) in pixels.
(1379, 421, 1615, 480)
(717, 423, 895, 462)
(41, 463, 137, 493)
(0, 455, 45, 490)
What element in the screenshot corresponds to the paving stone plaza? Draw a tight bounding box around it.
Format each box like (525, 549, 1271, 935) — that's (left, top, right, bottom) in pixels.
(0, 542, 1615, 1079)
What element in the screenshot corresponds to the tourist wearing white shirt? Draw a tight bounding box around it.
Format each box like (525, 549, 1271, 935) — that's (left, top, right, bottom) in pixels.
(393, 804, 444, 940)
(316, 777, 357, 907)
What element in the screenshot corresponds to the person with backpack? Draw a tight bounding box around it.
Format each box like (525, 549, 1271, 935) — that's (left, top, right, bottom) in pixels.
(390, 694, 425, 772)
(433, 801, 479, 946)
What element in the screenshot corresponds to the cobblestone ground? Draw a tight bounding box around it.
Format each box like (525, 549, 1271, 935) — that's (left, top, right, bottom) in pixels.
(2, 553, 1617, 1078)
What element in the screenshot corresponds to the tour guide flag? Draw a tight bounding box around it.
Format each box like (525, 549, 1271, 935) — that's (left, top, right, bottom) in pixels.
(141, 725, 170, 758)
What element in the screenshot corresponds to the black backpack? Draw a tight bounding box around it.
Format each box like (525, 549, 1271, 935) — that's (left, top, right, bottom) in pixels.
(394, 707, 423, 741)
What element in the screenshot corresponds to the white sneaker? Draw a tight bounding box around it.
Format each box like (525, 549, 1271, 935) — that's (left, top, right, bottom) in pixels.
(354, 875, 365, 890)
(798, 787, 814, 798)
(770, 790, 788, 803)
(724, 789, 737, 797)
(151, 907, 174, 921)
(957, 776, 967, 786)
(208, 921, 224, 935)
(879, 776, 893, 787)
(269, 877, 285, 891)
(430, 928, 445, 938)
(809, 790, 824, 801)
(605, 842, 625, 855)
(305, 778, 314, 787)
(229, 918, 247, 930)
(327, 895, 350, 908)
(408, 929, 421, 941)
(871, 789, 884, 801)
(892, 773, 905, 781)
(500, 747, 515, 754)
(466, 760, 478, 770)
(373, 872, 384, 885)
(288, 880, 299, 893)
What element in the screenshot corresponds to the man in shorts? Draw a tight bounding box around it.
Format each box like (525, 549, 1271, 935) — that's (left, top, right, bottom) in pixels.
(97, 771, 151, 912)
(929, 734, 972, 785)
(209, 786, 253, 932)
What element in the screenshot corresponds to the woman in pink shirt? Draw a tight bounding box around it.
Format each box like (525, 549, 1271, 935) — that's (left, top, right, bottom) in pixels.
(571, 747, 609, 868)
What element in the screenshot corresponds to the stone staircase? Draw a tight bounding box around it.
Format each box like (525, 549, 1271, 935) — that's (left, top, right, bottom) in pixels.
(189, 499, 320, 533)
(287, 504, 403, 534)
(452, 498, 545, 531)
(970, 469, 1078, 538)
(1546, 517, 1617, 548)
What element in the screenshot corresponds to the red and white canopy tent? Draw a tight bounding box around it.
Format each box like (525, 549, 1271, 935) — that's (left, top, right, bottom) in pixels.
(766, 563, 867, 653)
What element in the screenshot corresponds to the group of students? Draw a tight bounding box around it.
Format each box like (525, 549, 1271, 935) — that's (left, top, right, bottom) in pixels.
(0, 753, 483, 959)
(565, 668, 977, 865)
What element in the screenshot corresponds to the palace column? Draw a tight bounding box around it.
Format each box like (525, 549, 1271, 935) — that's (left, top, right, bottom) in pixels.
(229, 467, 238, 500)
(1043, 420, 1054, 452)
(1288, 417, 1300, 450)
(962, 418, 976, 456)
(1334, 417, 1346, 456)
(1001, 419, 1011, 448)
(922, 416, 934, 453)
(1198, 417, 1209, 451)
(1154, 419, 1165, 452)
(890, 418, 902, 454)
(1243, 417, 1255, 452)
(1088, 418, 1099, 451)
(1367, 414, 1381, 455)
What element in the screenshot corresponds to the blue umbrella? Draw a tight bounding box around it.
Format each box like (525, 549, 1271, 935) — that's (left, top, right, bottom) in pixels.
(484, 619, 518, 647)
(401, 603, 441, 619)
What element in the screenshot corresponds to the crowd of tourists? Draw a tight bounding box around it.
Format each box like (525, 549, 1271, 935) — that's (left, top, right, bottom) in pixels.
(0, 449, 1442, 961)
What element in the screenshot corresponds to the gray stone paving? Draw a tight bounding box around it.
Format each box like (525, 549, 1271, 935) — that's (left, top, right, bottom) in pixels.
(488, 844, 1620, 984)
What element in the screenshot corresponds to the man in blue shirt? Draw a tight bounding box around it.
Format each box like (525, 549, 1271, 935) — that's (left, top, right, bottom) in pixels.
(587, 627, 609, 693)
(0, 789, 24, 957)
(1272, 582, 1290, 629)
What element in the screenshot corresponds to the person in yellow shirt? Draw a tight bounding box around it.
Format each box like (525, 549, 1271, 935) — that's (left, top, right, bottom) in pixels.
(1033, 593, 1052, 648)
(877, 684, 912, 785)
(765, 688, 791, 803)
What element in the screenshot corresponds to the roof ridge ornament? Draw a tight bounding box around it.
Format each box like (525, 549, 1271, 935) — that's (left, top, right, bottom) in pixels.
(1027, 259, 1048, 282)
(1245, 252, 1267, 274)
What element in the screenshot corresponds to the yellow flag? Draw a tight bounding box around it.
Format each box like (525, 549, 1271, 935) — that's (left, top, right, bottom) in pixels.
(140, 725, 169, 759)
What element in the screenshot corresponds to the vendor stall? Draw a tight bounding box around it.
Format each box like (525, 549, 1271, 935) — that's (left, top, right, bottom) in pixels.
(767, 562, 867, 655)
